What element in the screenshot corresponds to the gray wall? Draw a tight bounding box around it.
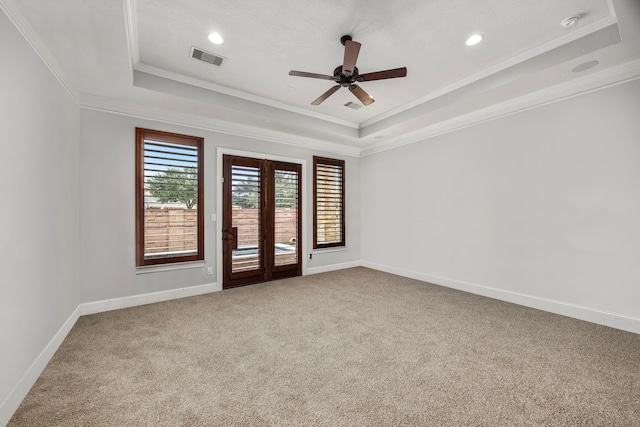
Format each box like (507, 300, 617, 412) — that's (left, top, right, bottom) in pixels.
(3, 0, 639, 421)
(0, 9, 81, 421)
(0, 10, 360, 421)
(361, 79, 640, 322)
(79, 109, 361, 303)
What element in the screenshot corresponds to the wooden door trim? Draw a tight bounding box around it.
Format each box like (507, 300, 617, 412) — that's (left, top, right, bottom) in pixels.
(217, 148, 307, 289)
(221, 155, 302, 289)
(222, 155, 266, 289)
(264, 160, 274, 282)
(270, 160, 302, 277)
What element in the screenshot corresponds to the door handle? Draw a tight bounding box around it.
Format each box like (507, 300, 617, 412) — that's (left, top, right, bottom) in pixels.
(230, 226, 238, 250)
(222, 228, 237, 249)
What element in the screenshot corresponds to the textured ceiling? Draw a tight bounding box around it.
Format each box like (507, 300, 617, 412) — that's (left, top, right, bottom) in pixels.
(3, 0, 640, 153)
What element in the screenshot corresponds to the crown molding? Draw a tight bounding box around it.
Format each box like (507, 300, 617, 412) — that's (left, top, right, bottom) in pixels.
(80, 57, 640, 160)
(361, 59, 640, 157)
(6, 0, 636, 161)
(133, 63, 359, 130)
(79, 93, 361, 157)
(122, 0, 358, 130)
(361, 14, 619, 129)
(123, 0, 139, 72)
(0, 0, 79, 104)
(607, 0, 617, 18)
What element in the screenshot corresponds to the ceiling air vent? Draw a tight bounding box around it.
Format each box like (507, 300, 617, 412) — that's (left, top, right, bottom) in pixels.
(344, 101, 362, 110)
(190, 46, 225, 67)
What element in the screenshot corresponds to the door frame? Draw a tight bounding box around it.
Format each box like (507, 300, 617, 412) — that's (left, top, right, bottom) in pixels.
(217, 147, 308, 288)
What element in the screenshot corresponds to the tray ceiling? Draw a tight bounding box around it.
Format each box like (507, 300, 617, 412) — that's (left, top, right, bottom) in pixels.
(3, 0, 639, 153)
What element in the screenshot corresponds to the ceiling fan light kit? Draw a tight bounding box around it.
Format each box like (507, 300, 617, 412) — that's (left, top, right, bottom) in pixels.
(289, 35, 407, 106)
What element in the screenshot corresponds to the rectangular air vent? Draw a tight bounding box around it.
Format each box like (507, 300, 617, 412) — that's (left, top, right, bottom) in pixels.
(190, 46, 225, 67)
(344, 101, 362, 110)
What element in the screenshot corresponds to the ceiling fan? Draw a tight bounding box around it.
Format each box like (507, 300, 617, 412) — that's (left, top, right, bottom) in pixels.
(289, 35, 407, 106)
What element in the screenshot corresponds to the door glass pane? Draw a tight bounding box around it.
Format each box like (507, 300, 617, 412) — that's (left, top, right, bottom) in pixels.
(231, 165, 261, 273)
(274, 169, 298, 267)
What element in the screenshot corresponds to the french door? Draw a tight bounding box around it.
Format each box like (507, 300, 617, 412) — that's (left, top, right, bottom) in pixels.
(222, 155, 302, 289)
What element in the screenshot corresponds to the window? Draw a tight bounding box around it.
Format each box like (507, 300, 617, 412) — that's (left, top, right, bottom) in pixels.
(136, 128, 204, 266)
(313, 156, 345, 249)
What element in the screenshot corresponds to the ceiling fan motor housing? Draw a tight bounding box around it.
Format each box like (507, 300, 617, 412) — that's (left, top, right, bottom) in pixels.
(333, 66, 359, 86)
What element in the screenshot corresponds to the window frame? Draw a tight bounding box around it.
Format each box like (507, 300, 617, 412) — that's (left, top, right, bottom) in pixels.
(135, 128, 204, 267)
(313, 156, 345, 249)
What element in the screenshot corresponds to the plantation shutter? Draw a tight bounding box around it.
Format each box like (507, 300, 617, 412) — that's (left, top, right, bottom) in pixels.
(136, 129, 204, 266)
(313, 157, 345, 248)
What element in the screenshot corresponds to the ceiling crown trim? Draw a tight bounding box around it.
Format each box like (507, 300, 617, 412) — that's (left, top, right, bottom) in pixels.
(123, 0, 139, 70)
(123, 0, 358, 130)
(79, 93, 361, 157)
(361, 59, 640, 156)
(360, 14, 619, 130)
(0, 0, 79, 104)
(133, 63, 360, 129)
(5, 0, 638, 160)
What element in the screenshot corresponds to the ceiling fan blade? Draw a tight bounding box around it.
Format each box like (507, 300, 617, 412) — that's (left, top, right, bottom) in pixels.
(311, 85, 341, 105)
(342, 40, 361, 76)
(289, 70, 335, 80)
(349, 84, 374, 106)
(357, 67, 407, 82)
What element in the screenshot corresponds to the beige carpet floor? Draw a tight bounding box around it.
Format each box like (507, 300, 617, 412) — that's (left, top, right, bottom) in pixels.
(9, 267, 640, 426)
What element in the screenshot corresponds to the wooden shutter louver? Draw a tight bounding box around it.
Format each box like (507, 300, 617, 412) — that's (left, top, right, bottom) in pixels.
(313, 157, 345, 249)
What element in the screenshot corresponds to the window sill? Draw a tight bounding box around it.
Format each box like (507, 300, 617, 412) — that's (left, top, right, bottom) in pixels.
(312, 247, 347, 254)
(136, 261, 205, 275)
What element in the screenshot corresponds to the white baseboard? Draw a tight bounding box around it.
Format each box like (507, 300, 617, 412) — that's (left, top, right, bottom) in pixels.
(4, 264, 637, 425)
(0, 306, 80, 427)
(305, 261, 362, 276)
(79, 282, 220, 315)
(1, 282, 220, 424)
(361, 261, 640, 335)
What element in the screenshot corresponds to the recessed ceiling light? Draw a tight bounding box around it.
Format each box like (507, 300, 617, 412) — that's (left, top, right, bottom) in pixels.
(572, 60, 599, 73)
(208, 32, 224, 45)
(466, 34, 483, 46)
(561, 15, 580, 29)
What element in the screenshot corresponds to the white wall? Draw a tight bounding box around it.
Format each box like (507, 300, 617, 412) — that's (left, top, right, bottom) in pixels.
(79, 109, 360, 304)
(0, 9, 81, 425)
(361, 79, 640, 332)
